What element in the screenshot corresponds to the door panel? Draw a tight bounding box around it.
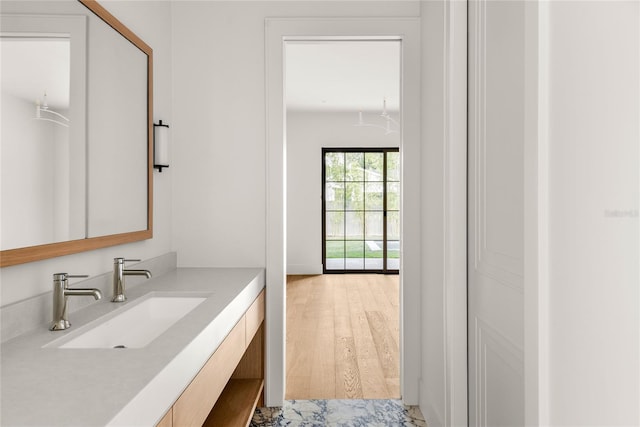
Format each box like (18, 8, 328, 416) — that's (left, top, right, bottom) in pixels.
(468, 0, 525, 425)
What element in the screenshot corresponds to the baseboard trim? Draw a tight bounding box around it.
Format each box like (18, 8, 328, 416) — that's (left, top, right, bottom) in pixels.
(286, 264, 323, 275)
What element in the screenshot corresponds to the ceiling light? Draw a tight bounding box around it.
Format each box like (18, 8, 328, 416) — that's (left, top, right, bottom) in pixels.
(34, 91, 70, 128)
(355, 98, 398, 134)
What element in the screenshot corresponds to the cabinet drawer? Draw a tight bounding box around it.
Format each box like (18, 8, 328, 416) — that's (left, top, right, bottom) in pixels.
(245, 290, 265, 344)
(172, 317, 246, 427)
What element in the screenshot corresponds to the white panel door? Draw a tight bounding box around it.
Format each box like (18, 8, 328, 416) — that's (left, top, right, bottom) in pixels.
(468, 1, 525, 425)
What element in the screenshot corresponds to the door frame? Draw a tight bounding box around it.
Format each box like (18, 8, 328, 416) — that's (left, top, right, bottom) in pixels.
(265, 17, 421, 406)
(419, 1, 468, 425)
(322, 147, 401, 274)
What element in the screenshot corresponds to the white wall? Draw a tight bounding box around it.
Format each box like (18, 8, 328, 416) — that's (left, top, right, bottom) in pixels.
(0, 1, 173, 307)
(546, 2, 639, 425)
(286, 111, 399, 274)
(171, 1, 419, 268)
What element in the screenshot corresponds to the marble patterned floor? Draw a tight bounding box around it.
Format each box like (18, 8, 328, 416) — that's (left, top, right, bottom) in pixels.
(251, 399, 427, 427)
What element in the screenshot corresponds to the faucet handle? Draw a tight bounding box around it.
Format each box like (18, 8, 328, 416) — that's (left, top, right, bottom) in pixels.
(53, 273, 89, 281)
(114, 258, 141, 264)
(53, 273, 89, 288)
(53, 273, 67, 282)
(67, 274, 90, 279)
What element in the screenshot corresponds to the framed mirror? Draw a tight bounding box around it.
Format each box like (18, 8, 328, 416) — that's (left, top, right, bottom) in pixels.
(0, 0, 153, 267)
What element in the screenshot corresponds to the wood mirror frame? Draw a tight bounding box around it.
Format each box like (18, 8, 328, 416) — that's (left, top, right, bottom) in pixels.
(0, 0, 153, 267)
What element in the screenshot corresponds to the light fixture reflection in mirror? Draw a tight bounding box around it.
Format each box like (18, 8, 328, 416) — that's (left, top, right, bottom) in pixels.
(35, 91, 71, 127)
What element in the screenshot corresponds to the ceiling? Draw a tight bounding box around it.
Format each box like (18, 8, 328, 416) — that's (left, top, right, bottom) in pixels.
(285, 40, 400, 112)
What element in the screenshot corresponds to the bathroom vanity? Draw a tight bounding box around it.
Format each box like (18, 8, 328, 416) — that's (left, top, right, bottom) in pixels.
(158, 285, 265, 427)
(0, 268, 265, 426)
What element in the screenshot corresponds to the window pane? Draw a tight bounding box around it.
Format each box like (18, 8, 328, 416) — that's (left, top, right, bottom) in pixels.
(365, 211, 383, 240)
(387, 211, 400, 241)
(365, 152, 384, 181)
(345, 152, 364, 181)
(326, 259, 345, 270)
(346, 257, 364, 270)
(345, 211, 364, 239)
(387, 151, 400, 181)
(325, 240, 345, 270)
(326, 240, 344, 258)
(365, 182, 383, 211)
(346, 239, 364, 270)
(345, 182, 364, 211)
(325, 183, 344, 210)
(364, 239, 383, 259)
(325, 152, 344, 182)
(387, 182, 400, 210)
(326, 211, 344, 239)
(346, 240, 364, 258)
(386, 240, 400, 270)
(365, 257, 383, 270)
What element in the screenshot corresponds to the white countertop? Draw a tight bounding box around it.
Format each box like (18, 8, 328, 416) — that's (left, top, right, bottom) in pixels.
(0, 268, 265, 426)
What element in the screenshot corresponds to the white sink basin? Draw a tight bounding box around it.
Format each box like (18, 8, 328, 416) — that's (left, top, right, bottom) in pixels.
(51, 295, 207, 349)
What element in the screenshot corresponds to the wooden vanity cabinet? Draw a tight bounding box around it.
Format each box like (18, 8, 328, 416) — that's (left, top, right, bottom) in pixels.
(157, 290, 265, 427)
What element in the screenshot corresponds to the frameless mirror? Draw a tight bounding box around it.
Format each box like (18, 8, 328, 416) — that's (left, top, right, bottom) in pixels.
(0, 0, 152, 267)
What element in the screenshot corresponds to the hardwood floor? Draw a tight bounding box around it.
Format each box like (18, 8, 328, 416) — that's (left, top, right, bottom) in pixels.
(285, 274, 400, 400)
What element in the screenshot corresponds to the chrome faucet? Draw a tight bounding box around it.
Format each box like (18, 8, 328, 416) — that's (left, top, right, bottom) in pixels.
(50, 273, 102, 331)
(112, 258, 152, 302)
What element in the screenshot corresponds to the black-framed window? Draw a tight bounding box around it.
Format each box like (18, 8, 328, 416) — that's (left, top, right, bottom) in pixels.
(322, 148, 399, 274)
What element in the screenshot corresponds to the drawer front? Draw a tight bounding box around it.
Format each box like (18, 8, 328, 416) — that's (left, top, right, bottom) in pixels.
(245, 290, 265, 344)
(173, 317, 246, 427)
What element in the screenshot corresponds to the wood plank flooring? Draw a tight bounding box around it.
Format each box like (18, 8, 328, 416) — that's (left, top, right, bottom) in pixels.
(286, 274, 400, 400)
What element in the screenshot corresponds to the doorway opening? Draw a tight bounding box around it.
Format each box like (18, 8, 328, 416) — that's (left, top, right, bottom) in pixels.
(266, 17, 422, 407)
(285, 40, 401, 399)
(322, 148, 400, 274)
